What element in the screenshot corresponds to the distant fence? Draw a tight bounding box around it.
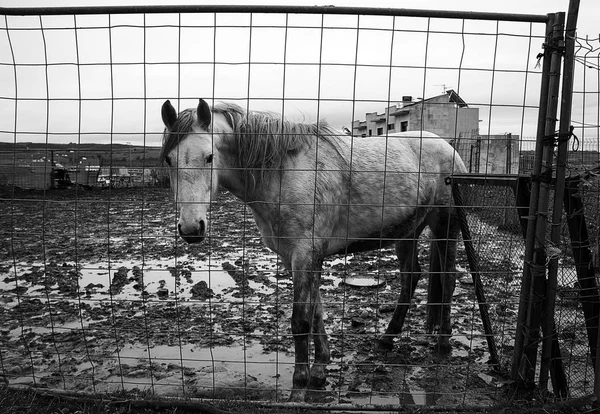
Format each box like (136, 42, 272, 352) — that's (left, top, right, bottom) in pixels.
(453, 131, 521, 175)
(0, 150, 169, 189)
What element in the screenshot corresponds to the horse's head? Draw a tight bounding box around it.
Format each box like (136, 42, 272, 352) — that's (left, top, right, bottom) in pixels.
(160, 99, 218, 244)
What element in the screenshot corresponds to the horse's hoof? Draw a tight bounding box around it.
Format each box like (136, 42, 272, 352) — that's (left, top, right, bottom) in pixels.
(289, 389, 306, 402)
(377, 337, 394, 351)
(309, 364, 327, 388)
(310, 374, 327, 388)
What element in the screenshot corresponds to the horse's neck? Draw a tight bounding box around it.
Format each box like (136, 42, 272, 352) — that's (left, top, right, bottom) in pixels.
(218, 171, 254, 202)
(217, 156, 265, 204)
(215, 128, 269, 203)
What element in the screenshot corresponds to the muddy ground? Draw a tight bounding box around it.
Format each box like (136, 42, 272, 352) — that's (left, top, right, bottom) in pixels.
(0, 186, 592, 408)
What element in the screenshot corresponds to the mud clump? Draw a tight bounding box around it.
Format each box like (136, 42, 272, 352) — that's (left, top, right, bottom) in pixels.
(157, 279, 169, 299)
(131, 266, 144, 290)
(110, 266, 129, 294)
(222, 261, 255, 298)
(190, 281, 214, 300)
(222, 262, 245, 285)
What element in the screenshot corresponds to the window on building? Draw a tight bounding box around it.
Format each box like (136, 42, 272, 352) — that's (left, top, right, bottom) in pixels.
(368, 129, 372, 136)
(387, 123, 394, 131)
(401, 121, 408, 132)
(377, 127, 383, 135)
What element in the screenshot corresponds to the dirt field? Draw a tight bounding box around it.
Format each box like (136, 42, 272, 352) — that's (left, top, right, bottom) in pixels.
(0, 186, 592, 408)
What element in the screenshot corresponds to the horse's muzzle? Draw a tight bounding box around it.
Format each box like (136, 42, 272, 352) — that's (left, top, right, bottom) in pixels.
(178, 220, 206, 244)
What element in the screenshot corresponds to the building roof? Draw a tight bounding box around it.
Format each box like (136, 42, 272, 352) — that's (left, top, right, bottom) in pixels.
(404, 89, 468, 109)
(352, 89, 471, 129)
(386, 89, 468, 117)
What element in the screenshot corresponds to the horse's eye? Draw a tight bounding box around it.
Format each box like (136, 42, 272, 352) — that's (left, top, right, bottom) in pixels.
(206, 154, 213, 164)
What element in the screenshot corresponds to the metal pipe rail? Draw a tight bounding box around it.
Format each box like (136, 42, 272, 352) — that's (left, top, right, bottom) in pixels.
(1, 5, 550, 23)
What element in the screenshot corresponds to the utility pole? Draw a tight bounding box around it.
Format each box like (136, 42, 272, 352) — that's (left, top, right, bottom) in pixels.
(127, 142, 132, 167)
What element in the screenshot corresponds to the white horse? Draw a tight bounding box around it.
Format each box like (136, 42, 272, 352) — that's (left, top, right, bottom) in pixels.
(160, 99, 467, 401)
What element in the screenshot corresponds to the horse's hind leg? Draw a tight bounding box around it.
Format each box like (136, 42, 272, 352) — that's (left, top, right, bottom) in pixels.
(426, 207, 460, 348)
(378, 237, 422, 350)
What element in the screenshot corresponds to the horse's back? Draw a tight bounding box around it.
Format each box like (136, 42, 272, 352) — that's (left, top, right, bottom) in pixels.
(255, 129, 466, 257)
(360, 131, 466, 175)
(276, 130, 464, 211)
(341, 131, 466, 199)
(322, 131, 464, 252)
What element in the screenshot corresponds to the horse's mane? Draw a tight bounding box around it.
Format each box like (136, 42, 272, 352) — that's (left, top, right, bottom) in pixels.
(160, 102, 341, 174)
(213, 102, 339, 173)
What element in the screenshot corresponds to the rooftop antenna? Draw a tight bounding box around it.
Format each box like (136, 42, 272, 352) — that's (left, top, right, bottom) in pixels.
(435, 84, 451, 93)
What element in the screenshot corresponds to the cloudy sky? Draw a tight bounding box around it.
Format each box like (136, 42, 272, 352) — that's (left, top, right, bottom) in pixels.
(0, 0, 598, 149)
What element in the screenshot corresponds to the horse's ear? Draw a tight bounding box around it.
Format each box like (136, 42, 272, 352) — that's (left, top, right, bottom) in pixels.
(197, 99, 212, 129)
(161, 100, 177, 130)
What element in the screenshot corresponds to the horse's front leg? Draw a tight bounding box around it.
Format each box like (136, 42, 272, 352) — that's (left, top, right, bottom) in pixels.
(310, 288, 330, 388)
(289, 253, 328, 402)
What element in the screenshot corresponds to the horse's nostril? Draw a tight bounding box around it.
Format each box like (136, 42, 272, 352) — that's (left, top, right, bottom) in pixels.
(177, 223, 188, 236)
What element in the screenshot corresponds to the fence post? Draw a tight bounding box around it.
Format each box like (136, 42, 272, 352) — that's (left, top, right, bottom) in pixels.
(521, 9, 566, 388)
(512, 12, 557, 385)
(539, 0, 580, 398)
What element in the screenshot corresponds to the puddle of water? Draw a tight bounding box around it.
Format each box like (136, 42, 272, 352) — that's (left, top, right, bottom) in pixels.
(99, 342, 441, 405)
(345, 365, 439, 406)
(117, 341, 295, 391)
(347, 392, 405, 406)
(3, 327, 457, 407)
(400, 366, 441, 406)
(9, 320, 86, 339)
(0, 262, 43, 292)
(79, 263, 237, 301)
(0, 258, 270, 303)
(341, 275, 386, 289)
(0, 250, 500, 405)
(407, 389, 438, 406)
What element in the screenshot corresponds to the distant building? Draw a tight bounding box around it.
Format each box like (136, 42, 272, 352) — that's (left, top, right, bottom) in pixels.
(453, 132, 521, 175)
(352, 90, 480, 141)
(352, 90, 524, 175)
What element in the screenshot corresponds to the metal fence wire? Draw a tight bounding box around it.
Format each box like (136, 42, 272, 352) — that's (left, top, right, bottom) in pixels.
(2, 4, 598, 410)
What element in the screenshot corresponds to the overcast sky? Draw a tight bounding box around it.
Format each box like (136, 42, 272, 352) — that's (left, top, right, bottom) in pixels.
(0, 0, 598, 149)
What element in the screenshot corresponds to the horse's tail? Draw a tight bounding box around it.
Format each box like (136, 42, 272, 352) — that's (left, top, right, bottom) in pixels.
(426, 239, 443, 332)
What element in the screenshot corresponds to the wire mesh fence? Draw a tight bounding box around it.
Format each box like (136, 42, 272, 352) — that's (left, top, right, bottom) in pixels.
(457, 177, 598, 399)
(2, 4, 597, 410)
(573, 34, 600, 249)
(555, 33, 600, 399)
